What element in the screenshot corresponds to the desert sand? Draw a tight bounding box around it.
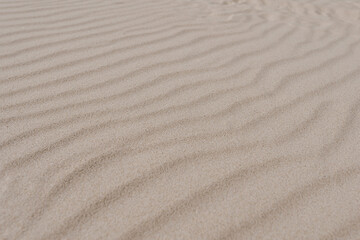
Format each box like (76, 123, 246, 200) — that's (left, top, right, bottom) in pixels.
(1, 0, 360, 239)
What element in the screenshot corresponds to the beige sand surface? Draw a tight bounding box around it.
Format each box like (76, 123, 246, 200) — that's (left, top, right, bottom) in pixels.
(1, 0, 360, 239)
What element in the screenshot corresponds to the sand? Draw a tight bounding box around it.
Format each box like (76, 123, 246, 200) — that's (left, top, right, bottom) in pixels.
(1, 0, 360, 239)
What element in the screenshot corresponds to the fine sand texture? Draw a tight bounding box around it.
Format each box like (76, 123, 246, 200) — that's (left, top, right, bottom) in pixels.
(1, 0, 360, 239)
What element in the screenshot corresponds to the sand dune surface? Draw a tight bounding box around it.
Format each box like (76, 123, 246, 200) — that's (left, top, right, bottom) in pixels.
(1, 0, 360, 239)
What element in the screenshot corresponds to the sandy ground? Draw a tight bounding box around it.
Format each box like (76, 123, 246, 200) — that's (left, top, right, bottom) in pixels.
(1, 0, 360, 239)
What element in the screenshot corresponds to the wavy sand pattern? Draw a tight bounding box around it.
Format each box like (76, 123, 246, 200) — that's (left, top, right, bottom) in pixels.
(1, 0, 360, 239)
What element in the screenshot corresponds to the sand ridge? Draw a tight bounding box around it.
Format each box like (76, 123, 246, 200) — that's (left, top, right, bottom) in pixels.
(1, 0, 360, 239)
